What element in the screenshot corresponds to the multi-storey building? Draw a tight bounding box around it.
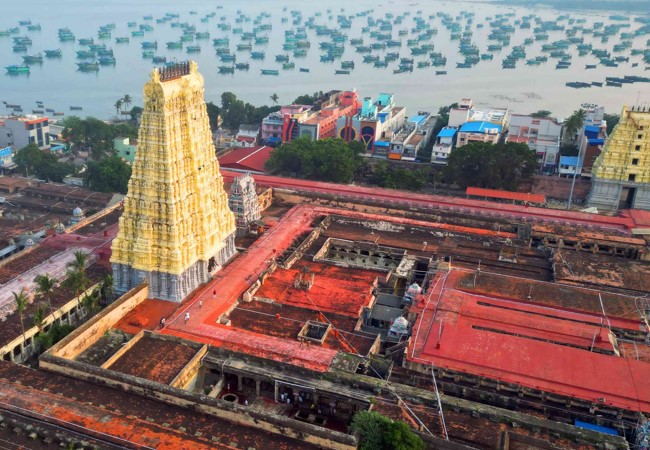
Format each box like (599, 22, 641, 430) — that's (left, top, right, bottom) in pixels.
(431, 127, 458, 165)
(448, 98, 510, 148)
(337, 93, 407, 156)
(507, 114, 562, 170)
(111, 61, 236, 302)
(0, 116, 50, 150)
(386, 113, 437, 161)
(588, 105, 650, 211)
(113, 137, 137, 164)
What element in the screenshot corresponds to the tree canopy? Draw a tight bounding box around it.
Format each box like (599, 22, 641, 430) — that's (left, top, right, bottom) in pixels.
(61, 116, 138, 160)
(218, 92, 279, 131)
(350, 411, 425, 450)
(265, 137, 363, 183)
(13, 144, 74, 182)
(445, 141, 538, 190)
(603, 113, 620, 136)
(531, 110, 553, 118)
(292, 91, 325, 106)
(563, 108, 586, 146)
(83, 156, 132, 194)
(370, 161, 427, 191)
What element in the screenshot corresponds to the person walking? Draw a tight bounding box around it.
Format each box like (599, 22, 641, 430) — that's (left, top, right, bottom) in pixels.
(199, 300, 203, 309)
(184, 312, 190, 324)
(160, 317, 166, 328)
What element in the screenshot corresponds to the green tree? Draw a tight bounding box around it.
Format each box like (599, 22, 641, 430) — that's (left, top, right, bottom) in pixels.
(292, 91, 324, 106)
(13, 290, 29, 346)
(218, 92, 280, 131)
(266, 137, 363, 183)
(205, 101, 220, 130)
(370, 161, 427, 191)
(270, 93, 279, 106)
(129, 106, 143, 122)
(99, 274, 114, 305)
(122, 94, 132, 112)
(221, 92, 238, 111)
(114, 99, 123, 118)
(67, 250, 88, 276)
(32, 306, 46, 332)
(83, 156, 132, 194)
(430, 103, 459, 138)
(350, 411, 424, 450)
(603, 113, 620, 136)
(445, 141, 538, 190)
(13, 143, 74, 182)
(61, 116, 137, 160)
(531, 110, 552, 118)
(563, 108, 586, 146)
(34, 274, 57, 318)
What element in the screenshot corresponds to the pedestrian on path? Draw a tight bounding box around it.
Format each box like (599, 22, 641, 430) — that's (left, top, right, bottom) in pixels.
(160, 317, 166, 328)
(199, 300, 203, 309)
(184, 312, 190, 324)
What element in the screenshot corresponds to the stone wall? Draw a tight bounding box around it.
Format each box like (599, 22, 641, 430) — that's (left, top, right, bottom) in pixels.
(530, 175, 591, 202)
(39, 354, 357, 450)
(49, 283, 148, 360)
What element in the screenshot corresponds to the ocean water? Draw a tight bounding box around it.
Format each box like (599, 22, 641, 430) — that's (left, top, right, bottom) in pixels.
(0, 0, 649, 122)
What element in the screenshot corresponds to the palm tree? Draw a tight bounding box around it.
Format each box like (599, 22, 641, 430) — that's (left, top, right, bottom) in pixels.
(66, 250, 88, 276)
(13, 291, 29, 346)
(122, 94, 132, 117)
(563, 108, 587, 146)
(114, 99, 123, 119)
(270, 93, 279, 106)
(34, 274, 56, 317)
(33, 306, 46, 332)
(100, 274, 114, 305)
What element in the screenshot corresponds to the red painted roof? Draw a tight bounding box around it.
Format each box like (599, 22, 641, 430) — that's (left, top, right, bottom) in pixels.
(218, 146, 272, 174)
(408, 270, 650, 413)
(466, 187, 546, 204)
(236, 136, 256, 143)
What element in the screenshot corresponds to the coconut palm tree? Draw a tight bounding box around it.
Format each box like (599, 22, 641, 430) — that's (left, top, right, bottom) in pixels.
(122, 94, 132, 117)
(114, 99, 123, 119)
(269, 93, 279, 106)
(563, 108, 586, 146)
(66, 250, 88, 276)
(13, 290, 29, 346)
(34, 273, 56, 317)
(33, 306, 46, 332)
(100, 274, 114, 305)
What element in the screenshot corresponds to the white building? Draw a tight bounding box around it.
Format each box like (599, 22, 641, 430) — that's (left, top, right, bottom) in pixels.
(0, 116, 50, 150)
(507, 114, 562, 170)
(431, 128, 457, 165)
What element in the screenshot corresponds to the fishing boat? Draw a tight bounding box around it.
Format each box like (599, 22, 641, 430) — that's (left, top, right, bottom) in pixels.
(131, 30, 144, 37)
(76, 50, 95, 59)
(77, 62, 100, 72)
(393, 67, 412, 74)
(195, 32, 210, 40)
(18, 19, 31, 26)
(335, 69, 350, 75)
(585, 64, 597, 69)
(237, 43, 253, 51)
(115, 37, 129, 44)
(79, 37, 94, 46)
(22, 53, 43, 64)
(5, 65, 30, 74)
(70, 106, 83, 111)
(374, 60, 388, 68)
(235, 62, 249, 70)
(251, 51, 265, 60)
(341, 61, 355, 69)
(220, 54, 236, 62)
(13, 44, 27, 52)
(142, 50, 154, 58)
(591, 81, 604, 87)
(166, 41, 182, 50)
(275, 54, 290, 62)
(53, 112, 64, 116)
(152, 56, 166, 64)
(435, 70, 447, 75)
(261, 69, 279, 75)
(186, 45, 201, 53)
(299, 67, 310, 72)
(320, 55, 335, 62)
(45, 108, 55, 113)
(141, 41, 157, 49)
(213, 38, 229, 47)
(282, 62, 295, 70)
(32, 109, 44, 114)
(417, 61, 431, 68)
(606, 80, 623, 87)
(218, 66, 235, 74)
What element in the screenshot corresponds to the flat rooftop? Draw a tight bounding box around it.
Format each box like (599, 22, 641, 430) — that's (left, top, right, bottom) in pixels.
(106, 334, 201, 385)
(254, 260, 379, 317)
(408, 269, 650, 413)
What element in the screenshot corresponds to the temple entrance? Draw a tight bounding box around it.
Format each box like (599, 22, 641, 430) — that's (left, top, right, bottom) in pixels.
(619, 187, 636, 209)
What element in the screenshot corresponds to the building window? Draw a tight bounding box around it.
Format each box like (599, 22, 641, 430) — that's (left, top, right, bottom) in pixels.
(636, 145, 641, 151)
(632, 158, 639, 165)
(639, 134, 643, 139)
(629, 174, 636, 182)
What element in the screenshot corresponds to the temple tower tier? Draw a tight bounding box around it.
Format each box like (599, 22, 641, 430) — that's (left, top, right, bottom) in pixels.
(110, 61, 236, 302)
(588, 105, 650, 211)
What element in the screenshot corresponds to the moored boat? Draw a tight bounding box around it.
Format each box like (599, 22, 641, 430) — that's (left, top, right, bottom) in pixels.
(335, 69, 350, 74)
(299, 67, 310, 72)
(261, 69, 279, 75)
(218, 66, 235, 74)
(5, 65, 30, 74)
